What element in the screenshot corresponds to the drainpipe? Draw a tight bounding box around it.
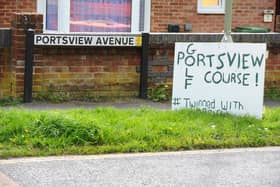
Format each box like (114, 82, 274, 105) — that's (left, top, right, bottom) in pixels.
(222, 0, 233, 42)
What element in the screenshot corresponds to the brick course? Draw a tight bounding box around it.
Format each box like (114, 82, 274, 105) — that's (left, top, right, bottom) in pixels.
(151, 0, 276, 32)
(33, 47, 141, 97)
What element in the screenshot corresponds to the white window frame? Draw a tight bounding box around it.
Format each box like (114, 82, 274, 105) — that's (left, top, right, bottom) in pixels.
(197, 0, 225, 14)
(37, 0, 150, 33)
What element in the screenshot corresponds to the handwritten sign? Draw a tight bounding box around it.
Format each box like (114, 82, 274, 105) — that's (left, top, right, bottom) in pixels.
(172, 42, 267, 118)
(34, 34, 142, 47)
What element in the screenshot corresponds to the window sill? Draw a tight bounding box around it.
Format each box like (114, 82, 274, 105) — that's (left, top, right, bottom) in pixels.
(197, 9, 225, 14)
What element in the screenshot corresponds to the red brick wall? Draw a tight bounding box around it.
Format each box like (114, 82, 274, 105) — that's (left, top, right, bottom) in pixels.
(148, 44, 280, 96)
(10, 13, 141, 98)
(151, 0, 276, 32)
(3, 12, 280, 99)
(32, 47, 141, 98)
(266, 46, 280, 93)
(0, 1, 277, 32)
(0, 47, 12, 97)
(0, 0, 36, 27)
(276, 15, 280, 32)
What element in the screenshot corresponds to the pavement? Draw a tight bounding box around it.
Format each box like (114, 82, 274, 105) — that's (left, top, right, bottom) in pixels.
(0, 147, 280, 187)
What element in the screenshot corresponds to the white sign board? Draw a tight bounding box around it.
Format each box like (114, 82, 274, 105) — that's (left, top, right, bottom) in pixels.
(172, 42, 266, 118)
(34, 34, 142, 47)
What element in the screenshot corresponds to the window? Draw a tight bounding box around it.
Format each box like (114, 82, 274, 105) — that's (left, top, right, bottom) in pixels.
(46, 0, 58, 31)
(37, 0, 151, 33)
(197, 0, 225, 14)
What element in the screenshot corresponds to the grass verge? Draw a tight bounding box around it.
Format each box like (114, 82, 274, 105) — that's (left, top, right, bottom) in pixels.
(0, 107, 280, 158)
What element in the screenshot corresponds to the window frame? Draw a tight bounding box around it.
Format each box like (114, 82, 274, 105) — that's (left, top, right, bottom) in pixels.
(37, 0, 151, 33)
(197, 0, 225, 14)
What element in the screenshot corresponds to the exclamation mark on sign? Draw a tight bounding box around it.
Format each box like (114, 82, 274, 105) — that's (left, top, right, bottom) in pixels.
(255, 73, 259, 86)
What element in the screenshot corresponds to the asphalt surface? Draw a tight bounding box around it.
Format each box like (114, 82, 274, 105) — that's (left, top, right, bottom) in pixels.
(0, 147, 280, 187)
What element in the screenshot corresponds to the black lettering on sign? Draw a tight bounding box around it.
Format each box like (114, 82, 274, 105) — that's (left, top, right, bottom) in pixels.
(36, 36, 42, 43)
(123, 37, 128, 45)
(62, 36, 68, 45)
(103, 37, 109, 45)
(96, 37, 102, 45)
(109, 37, 114, 45)
(69, 37, 75, 44)
(115, 37, 121, 45)
(50, 36, 56, 45)
(84, 37, 93, 45)
(56, 36, 61, 44)
(42, 36, 49, 44)
(129, 37, 134, 45)
(79, 37, 83, 45)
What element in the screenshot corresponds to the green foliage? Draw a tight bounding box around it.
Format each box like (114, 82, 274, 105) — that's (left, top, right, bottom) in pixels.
(265, 86, 280, 100)
(148, 85, 170, 102)
(0, 96, 21, 106)
(0, 107, 280, 158)
(34, 91, 71, 103)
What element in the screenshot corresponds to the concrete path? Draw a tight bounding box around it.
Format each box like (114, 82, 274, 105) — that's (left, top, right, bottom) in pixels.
(0, 147, 280, 187)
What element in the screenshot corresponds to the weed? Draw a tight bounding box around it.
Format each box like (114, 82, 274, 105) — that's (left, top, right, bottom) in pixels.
(265, 86, 280, 100)
(0, 96, 21, 106)
(34, 91, 70, 103)
(148, 84, 171, 102)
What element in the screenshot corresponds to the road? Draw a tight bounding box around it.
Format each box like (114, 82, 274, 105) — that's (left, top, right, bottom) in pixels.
(0, 147, 280, 187)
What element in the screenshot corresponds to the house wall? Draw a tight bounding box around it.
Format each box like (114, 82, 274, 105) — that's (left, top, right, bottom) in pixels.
(0, 1, 280, 99)
(0, 0, 36, 28)
(0, 1, 277, 32)
(148, 41, 280, 97)
(31, 47, 141, 98)
(9, 13, 141, 98)
(151, 0, 276, 32)
(0, 47, 13, 97)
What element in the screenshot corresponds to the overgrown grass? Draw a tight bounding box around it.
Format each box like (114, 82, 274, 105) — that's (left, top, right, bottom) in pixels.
(0, 107, 280, 158)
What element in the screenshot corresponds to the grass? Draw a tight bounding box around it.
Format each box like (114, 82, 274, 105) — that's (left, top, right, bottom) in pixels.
(0, 107, 280, 158)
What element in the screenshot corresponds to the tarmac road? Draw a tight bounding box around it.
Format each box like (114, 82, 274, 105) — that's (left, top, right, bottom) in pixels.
(0, 147, 280, 187)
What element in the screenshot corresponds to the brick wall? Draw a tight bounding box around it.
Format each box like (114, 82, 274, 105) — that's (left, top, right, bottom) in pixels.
(10, 13, 43, 97)
(0, 1, 277, 32)
(148, 45, 280, 96)
(32, 47, 141, 98)
(0, 47, 12, 97)
(151, 0, 276, 32)
(10, 13, 141, 98)
(0, 0, 36, 28)
(266, 46, 280, 93)
(148, 34, 280, 96)
(276, 15, 280, 32)
(2, 12, 280, 100)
